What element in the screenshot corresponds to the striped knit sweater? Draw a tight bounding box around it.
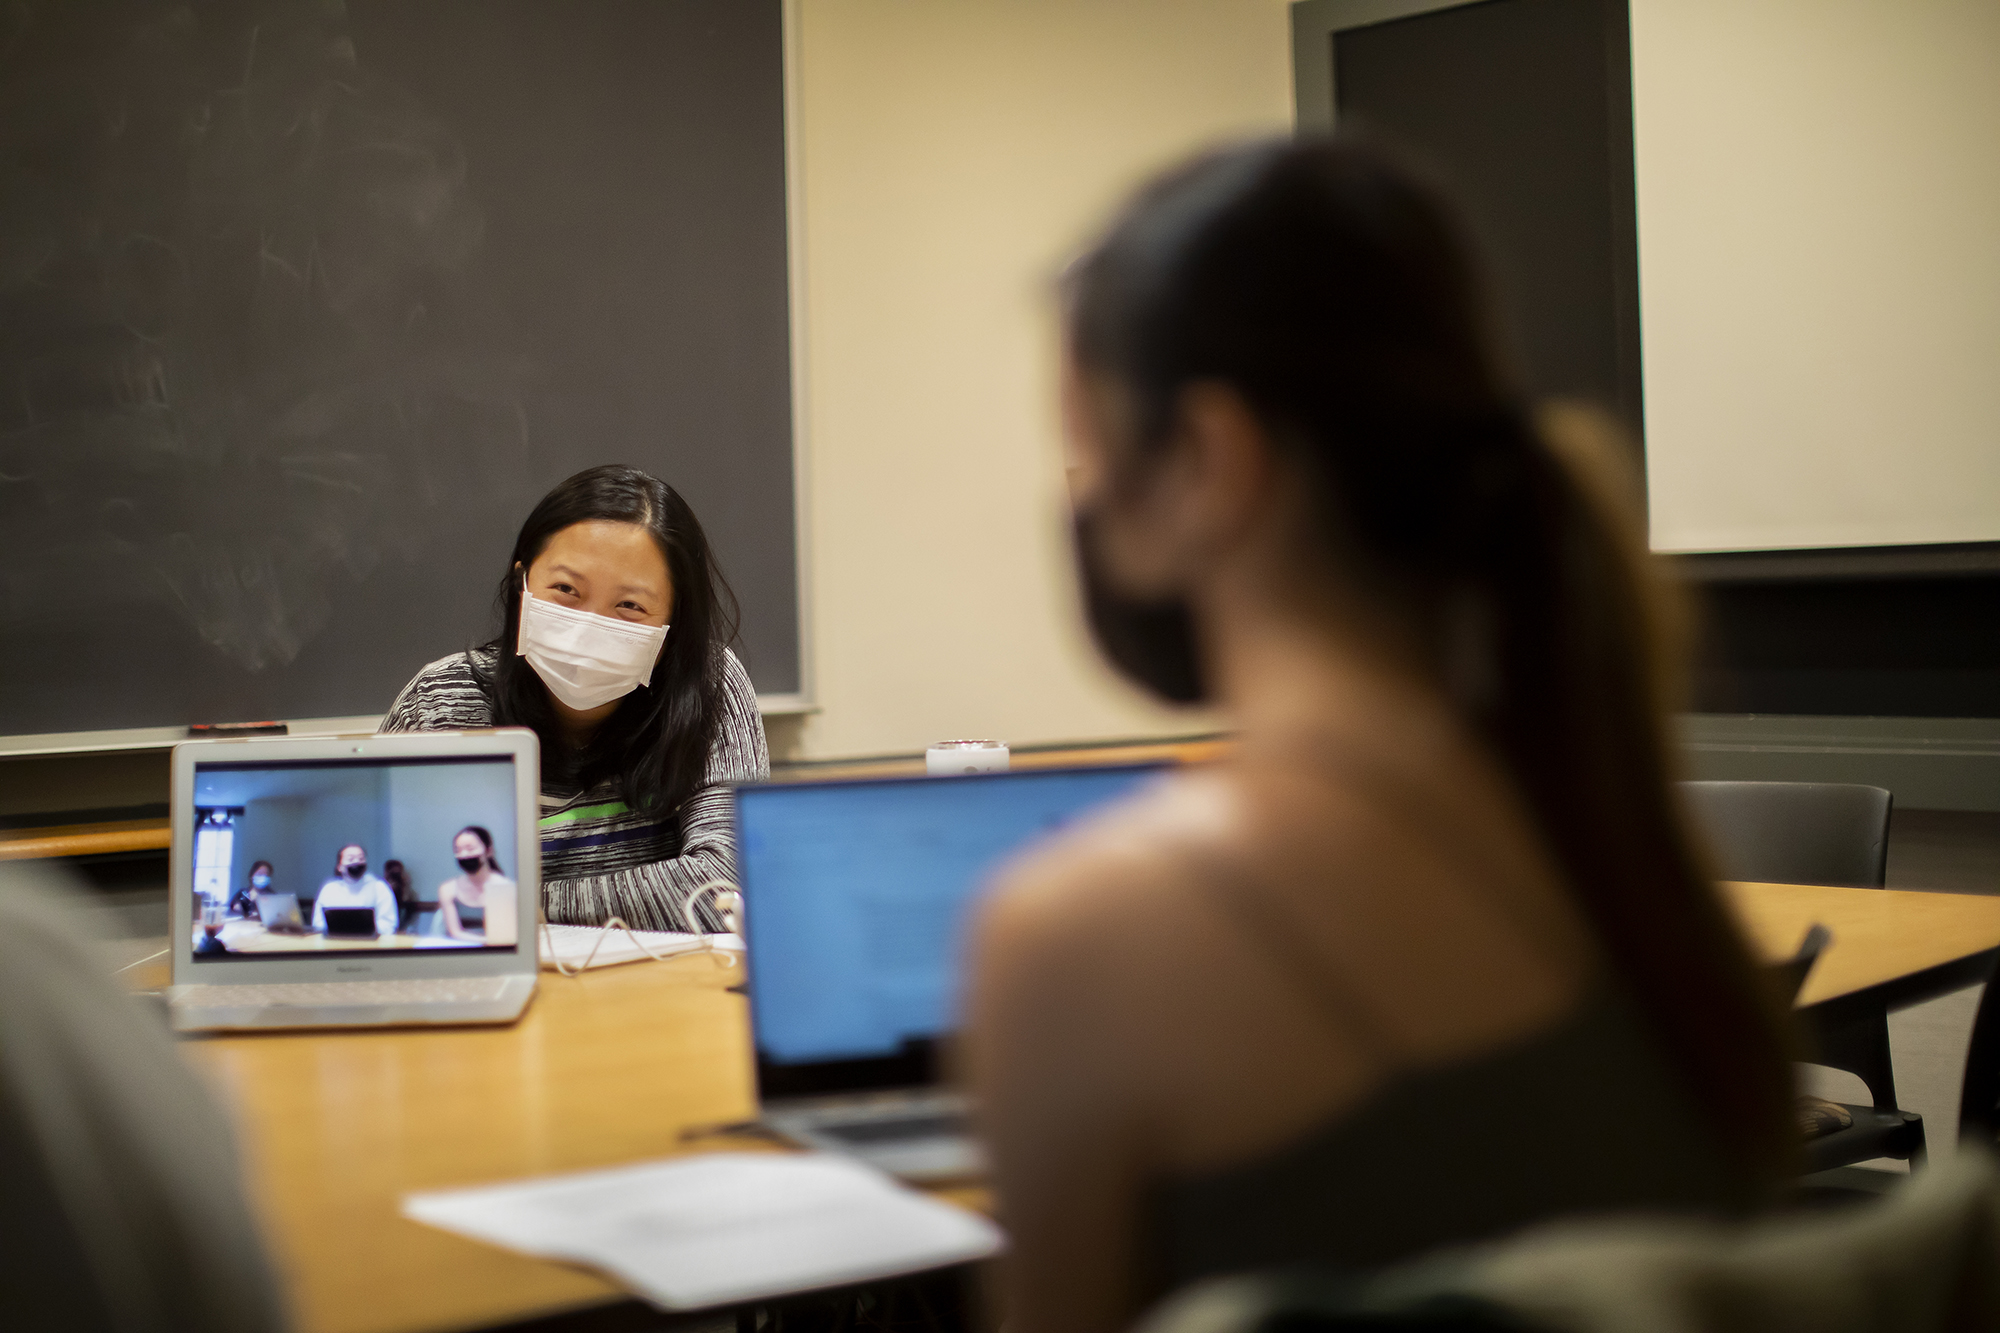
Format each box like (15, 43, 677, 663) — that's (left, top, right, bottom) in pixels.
(379, 647, 770, 932)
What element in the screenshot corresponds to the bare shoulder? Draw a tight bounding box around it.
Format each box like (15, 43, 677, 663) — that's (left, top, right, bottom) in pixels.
(978, 767, 1229, 943)
(977, 759, 1387, 941)
(973, 747, 1588, 1039)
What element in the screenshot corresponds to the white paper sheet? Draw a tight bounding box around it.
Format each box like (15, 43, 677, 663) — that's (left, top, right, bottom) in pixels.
(538, 922, 744, 971)
(402, 1152, 1004, 1310)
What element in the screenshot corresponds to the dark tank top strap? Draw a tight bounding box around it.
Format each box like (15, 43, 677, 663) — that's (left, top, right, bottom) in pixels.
(1183, 736, 1579, 1062)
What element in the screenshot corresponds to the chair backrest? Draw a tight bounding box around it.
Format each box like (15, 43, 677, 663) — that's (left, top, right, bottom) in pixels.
(1678, 781, 1892, 888)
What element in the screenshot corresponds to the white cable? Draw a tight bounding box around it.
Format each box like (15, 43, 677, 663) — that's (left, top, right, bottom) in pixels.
(113, 946, 170, 975)
(539, 878, 742, 978)
(680, 878, 741, 936)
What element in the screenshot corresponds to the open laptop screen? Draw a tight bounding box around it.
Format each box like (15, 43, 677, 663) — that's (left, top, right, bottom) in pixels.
(188, 755, 521, 963)
(736, 764, 1162, 1097)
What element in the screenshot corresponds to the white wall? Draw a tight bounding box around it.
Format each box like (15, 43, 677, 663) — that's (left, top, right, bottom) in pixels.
(1634, 0, 2000, 553)
(783, 0, 1294, 760)
(384, 761, 519, 903)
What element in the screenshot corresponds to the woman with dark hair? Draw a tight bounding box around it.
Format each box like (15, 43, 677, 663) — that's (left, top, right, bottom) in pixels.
(438, 826, 518, 945)
(225, 860, 275, 919)
(381, 466, 768, 931)
(966, 138, 1794, 1332)
(381, 860, 414, 931)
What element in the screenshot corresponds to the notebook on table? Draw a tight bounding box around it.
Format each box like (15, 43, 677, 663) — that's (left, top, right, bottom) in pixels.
(167, 729, 542, 1032)
(732, 762, 1164, 1182)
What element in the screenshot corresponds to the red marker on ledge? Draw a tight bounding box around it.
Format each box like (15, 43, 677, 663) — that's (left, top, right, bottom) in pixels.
(187, 722, 290, 737)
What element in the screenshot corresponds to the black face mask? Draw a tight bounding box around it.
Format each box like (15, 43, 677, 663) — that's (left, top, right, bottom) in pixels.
(1070, 508, 1207, 705)
(457, 855, 486, 875)
(344, 862, 367, 880)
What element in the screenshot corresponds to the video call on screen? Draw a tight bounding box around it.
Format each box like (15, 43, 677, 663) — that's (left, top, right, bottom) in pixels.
(739, 766, 1160, 1065)
(189, 757, 519, 962)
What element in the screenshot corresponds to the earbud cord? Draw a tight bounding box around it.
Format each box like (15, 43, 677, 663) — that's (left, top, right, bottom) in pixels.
(539, 878, 741, 977)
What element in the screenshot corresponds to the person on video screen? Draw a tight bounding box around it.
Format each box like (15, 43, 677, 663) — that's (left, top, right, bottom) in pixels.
(438, 826, 518, 946)
(379, 466, 769, 933)
(311, 844, 399, 938)
(382, 860, 415, 931)
(226, 860, 275, 920)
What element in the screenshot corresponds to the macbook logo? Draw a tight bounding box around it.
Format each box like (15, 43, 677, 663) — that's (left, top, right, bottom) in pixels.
(336, 965, 373, 974)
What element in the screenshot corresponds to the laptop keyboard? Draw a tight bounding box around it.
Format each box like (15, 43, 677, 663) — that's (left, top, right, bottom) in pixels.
(173, 977, 515, 1008)
(815, 1111, 970, 1145)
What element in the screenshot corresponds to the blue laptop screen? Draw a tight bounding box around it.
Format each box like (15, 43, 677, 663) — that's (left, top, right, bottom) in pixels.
(736, 765, 1159, 1068)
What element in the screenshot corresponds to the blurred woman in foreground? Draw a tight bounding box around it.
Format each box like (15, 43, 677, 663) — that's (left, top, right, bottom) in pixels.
(967, 137, 1793, 1333)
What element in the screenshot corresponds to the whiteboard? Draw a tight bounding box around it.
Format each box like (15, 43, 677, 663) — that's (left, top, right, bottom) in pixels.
(1633, 0, 2000, 553)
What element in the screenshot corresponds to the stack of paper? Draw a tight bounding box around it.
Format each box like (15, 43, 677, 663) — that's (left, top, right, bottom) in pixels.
(538, 922, 744, 972)
(403, 1152, 1004, 1309)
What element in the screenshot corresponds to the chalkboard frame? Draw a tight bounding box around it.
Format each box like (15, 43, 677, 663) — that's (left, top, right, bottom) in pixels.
(0, 0, 815, 758)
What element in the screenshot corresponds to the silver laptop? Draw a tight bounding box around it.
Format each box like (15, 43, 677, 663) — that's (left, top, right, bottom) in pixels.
(733, 762, 1163, 1181)
(168, 729, 541, 1032)
(255, 892, 306, 932)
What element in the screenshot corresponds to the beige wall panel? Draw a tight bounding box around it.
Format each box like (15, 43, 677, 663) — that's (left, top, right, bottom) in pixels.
(790, 0, 1292, 759)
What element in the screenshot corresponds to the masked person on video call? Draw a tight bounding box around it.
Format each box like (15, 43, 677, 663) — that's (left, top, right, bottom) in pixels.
(311, 843, 399, 937)
(381, 466, 769, 932)
(964, 137, 1795, 1333)
(226, 859, 276, 920)
(438, 825, 519, 945)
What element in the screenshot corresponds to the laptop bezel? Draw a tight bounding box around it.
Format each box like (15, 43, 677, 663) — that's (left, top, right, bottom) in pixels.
(733, 762, 1168, 1103)
(169, 729, 542, 986)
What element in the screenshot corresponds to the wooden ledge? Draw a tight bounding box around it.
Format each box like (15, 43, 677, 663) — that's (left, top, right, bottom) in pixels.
(0, 818, 172, 862)
(769, 735, 1229, 784)
(0, 737, 1229, 861)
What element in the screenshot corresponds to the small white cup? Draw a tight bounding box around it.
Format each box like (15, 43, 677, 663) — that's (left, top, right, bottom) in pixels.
(926, 740, 1010, 776)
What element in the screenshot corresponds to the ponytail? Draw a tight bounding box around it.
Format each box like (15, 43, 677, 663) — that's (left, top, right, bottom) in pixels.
(1067, 135, 1795, 1188)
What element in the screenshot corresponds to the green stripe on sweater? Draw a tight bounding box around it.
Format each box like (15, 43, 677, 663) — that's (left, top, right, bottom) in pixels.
(539, 800, 632, 828)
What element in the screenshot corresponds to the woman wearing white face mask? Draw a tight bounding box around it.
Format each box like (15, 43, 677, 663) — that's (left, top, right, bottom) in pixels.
(380, 465, 769, 932)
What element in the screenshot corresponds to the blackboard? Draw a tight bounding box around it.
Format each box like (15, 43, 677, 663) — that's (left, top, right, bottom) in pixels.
(1295, 0, 1641, 434)
(0, 0, 799, 739)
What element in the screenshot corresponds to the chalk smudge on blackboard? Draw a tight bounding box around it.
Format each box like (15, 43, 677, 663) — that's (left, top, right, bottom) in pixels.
(0, 0, 529, 672)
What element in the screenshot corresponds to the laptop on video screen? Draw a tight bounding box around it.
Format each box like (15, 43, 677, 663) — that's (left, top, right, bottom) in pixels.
(168, 729, 542, 1031)
(734, 762, 1163, 1179)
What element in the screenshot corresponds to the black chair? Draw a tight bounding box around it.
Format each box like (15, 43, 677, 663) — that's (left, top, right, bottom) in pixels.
(1678, 780, 1921, 1170)
(1680, 780, 1892, 889)
(1958, 958, 2000, 1153)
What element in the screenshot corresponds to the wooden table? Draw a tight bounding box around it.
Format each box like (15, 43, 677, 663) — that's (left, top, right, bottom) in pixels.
(1721, 880, 2000, 1107)
(187, 954, 763, 1333)
(0, 812, 171, 861)
(1722, 881, 2000, 1010)
(178, 879, 2000, 1333)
